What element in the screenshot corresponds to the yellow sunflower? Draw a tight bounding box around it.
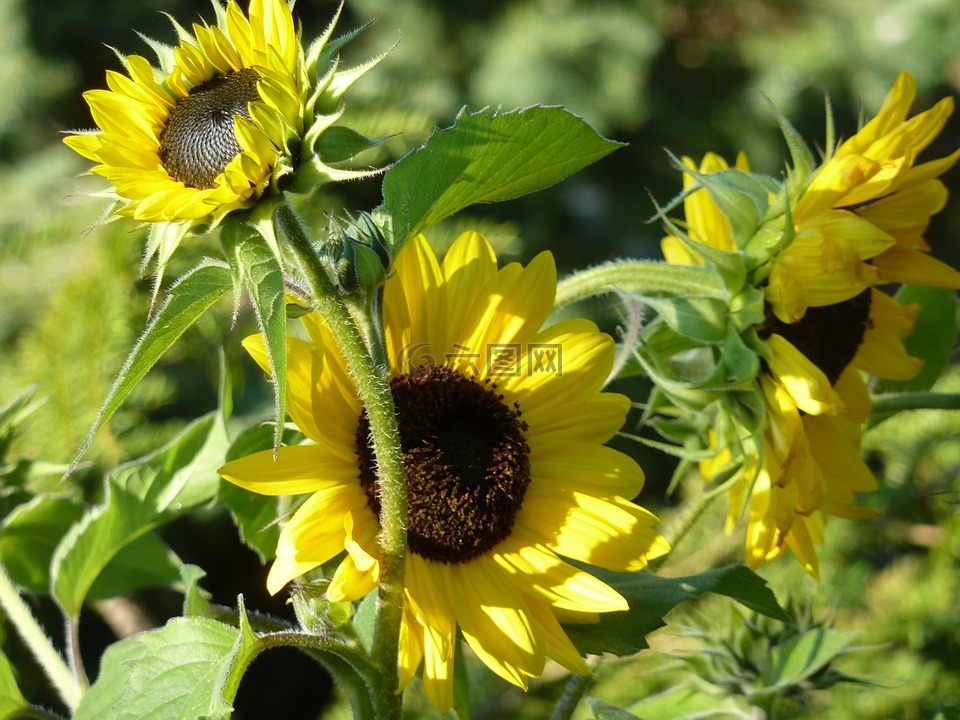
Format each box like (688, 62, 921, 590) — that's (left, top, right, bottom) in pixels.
(219, 231, 669, 711)
(64, 0, 385, 270)
(662, 73, 960, 577)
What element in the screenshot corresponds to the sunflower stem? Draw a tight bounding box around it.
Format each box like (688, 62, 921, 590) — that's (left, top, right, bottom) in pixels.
(548, 659, 598, 720)
(870, 392, 960, 415)
(554, 260, 727, 310)
(276, 201, 407, 718)
(0, 564, 82, 712)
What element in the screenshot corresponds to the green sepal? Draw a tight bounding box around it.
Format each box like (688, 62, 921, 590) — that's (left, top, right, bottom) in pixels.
(765, 94, 818, 186)
(381, 105, 624, 249)
(670, 150, 775, 242)
(653, 195, 748, 293)
(314, 126, 387, 164)
(562, 564, 788, 657)
(637, 294, 731, 344)
(64, 260, 234, 479)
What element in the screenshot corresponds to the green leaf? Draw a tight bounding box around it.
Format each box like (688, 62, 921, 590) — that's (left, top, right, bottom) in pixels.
(223, 225, 288, 451)
(564, 565, 788, 656)
(73, 616, 241, 720)
(0, 496, 182, 598)
(51, 412, 229, 616)
(760, 627, 852, 689)
(218, 422, 290, 562)
(65, 260, 233, 477)
(381, 106, 623, 247)
(352, 593, 377, 653)
(0, 652, 28, 720)
(0, 496, 83, 592)
(874, 285, 957, 394)
(88, 532, 183, 601)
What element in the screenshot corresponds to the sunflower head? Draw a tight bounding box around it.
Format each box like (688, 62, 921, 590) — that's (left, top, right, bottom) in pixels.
(652, 73, 960, 576)
(220, 231, 669, 710)
(64, 0, 390, 274)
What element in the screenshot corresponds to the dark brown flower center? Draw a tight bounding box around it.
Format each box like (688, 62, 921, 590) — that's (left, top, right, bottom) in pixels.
(760, 289, 873, 384)
(355, 365, 531, 564)
(158, 68, 261, 189)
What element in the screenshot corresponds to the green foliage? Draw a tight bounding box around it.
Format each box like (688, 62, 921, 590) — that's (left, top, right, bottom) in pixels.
(381, 106, 624, 247)
(0, 652, 27, 720)
(52, 411, 228, 617)
(74, 616, 241, 720)
(564, 565, 788, 657)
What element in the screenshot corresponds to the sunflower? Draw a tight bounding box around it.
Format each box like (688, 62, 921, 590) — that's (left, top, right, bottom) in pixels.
(219, 231, 669, 710)
(64, 0, 385, 273)
(661, 73, 960, 577)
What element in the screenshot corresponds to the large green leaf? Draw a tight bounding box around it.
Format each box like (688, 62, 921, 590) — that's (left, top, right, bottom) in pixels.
(0, 496, 82, 592)
(381, 106, 624, 247)
(73, 617, 242, 720)
(0, 495, 182, 598)
(51, 412, 229, 616)
(564, 564, 788, 656)
(65, 260, 233, 477)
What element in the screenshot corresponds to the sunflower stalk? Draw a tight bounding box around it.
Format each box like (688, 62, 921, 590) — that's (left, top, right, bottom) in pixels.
(870, 392, 960, 414)
(0, 565, 82, 712)
(554, 260, 727, 310)
(273, 201, 407, 717)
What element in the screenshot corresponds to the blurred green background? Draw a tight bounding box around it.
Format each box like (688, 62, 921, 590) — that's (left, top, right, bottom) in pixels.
(1, 0, 959, 717)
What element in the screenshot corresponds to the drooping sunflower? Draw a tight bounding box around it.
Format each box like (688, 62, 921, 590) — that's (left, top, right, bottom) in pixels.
(219, 231, 669, 711)
(64, 0, 384, 272)
(662, 72, 960, 577)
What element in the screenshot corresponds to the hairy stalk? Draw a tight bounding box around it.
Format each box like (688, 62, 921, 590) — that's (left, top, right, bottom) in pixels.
(276, 201, 407, 718)
(548, 659, 598, 720)
(0, 565, 82, 711)
(555, 260, 726, 310)
(870, 391, 960, 414)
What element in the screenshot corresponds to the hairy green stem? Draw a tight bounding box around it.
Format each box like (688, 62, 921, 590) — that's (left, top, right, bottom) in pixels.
(554, 260, 726, 310)
(276, 202, 407, 718)
(0, 565, 82, 712)
(870, 392, 960, 414)
(548, 659, 597, 720)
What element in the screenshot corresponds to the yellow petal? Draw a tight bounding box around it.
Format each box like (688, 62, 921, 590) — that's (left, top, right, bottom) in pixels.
(218, 444, 357, 495)
(764, 334, 845, 415)
(493, 531, 627, 612)
(521, 490, 668, 572)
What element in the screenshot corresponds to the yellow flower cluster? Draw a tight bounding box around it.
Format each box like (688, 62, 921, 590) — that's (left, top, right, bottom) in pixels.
(664, 72, 960, 577)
